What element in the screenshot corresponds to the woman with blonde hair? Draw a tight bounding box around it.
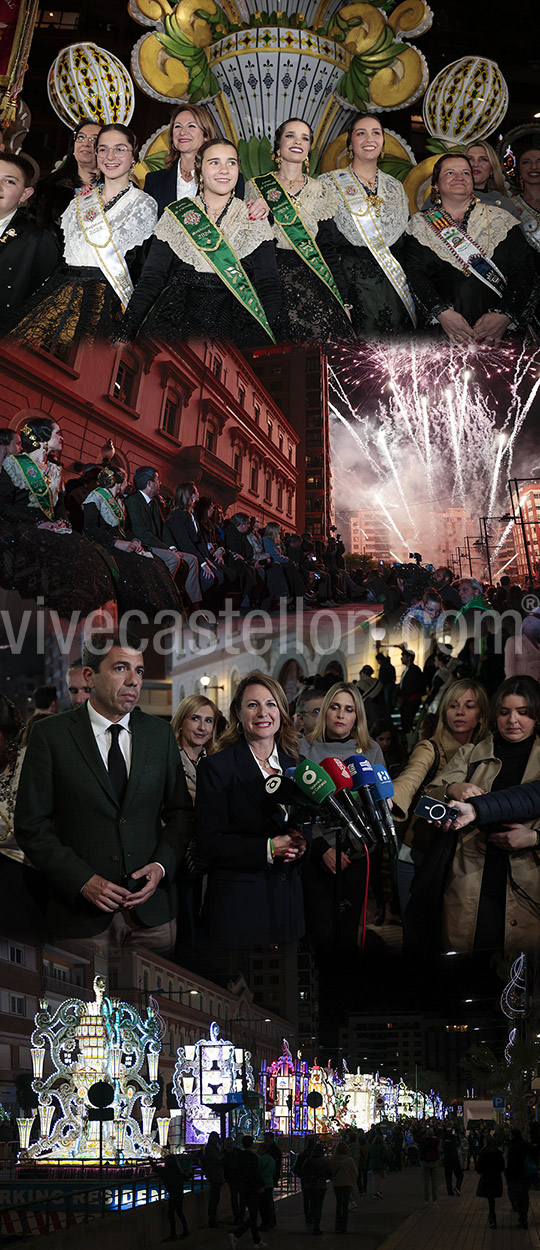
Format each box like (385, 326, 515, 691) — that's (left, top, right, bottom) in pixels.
(195, 672, 306, 954)
(463, 139, 519, 217)
(391, 677, 489, 913)
(171, 694, 219, 803)
(300, 681, 385, 948)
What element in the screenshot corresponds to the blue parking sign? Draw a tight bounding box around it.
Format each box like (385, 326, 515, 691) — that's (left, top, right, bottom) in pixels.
(493, 1096, 506, 1109)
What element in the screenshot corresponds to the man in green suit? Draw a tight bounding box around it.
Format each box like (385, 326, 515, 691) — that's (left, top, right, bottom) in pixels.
(15, 633, 193, 954)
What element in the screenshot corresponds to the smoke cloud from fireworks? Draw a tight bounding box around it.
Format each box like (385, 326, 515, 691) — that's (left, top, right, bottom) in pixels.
(329, 341, 540, 569)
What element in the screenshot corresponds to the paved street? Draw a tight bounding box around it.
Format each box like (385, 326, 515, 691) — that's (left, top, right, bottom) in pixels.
(144, 1166, 540, 1250)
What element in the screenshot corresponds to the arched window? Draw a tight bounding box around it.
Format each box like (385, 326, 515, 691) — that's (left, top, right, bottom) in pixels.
(264, 474, 271, 502)
(161, 388, 182, 438)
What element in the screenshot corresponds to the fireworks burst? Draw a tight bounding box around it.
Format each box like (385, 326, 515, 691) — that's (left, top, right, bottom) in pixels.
(328, 339, 540, 566)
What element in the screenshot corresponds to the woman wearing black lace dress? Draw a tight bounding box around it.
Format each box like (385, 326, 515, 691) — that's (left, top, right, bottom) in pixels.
(0, 418, 115, 615)
(11, 124, 157, 349)
(119, 139, 281, 346)
(248, 117, 353, 345)
(82, 466, 183, 616)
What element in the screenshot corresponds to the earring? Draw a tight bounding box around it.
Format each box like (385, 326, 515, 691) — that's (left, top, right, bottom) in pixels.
(430, 186, 442, 206)
(304, 156, 310, 174)
(347, 145, 353, 162)
(273, 151, 282, 169)
(236, 720, 243, 733)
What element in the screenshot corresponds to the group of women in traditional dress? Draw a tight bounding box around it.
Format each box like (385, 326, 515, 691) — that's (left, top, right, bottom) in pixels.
(6, 106, 540, 349)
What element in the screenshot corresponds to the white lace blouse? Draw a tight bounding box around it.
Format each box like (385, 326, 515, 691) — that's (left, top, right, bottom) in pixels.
(61, 184, 158, 267)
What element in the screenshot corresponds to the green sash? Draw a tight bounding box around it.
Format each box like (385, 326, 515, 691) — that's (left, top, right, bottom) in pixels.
(253, 173, 346, 310)
(165, 198, 275, 342)
(16, 455, 55, 521)
(94, 487, 128, 539)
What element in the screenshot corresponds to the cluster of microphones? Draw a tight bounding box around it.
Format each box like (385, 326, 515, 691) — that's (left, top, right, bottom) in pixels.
(265, 755, 399, 857)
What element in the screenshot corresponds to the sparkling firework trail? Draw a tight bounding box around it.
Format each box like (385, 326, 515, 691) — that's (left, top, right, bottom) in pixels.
(329, 340, 540, 565)
(374, 494, 409, 551)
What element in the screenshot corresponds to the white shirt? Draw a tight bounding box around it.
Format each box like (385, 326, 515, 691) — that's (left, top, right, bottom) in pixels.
(87, 701, 132, 772)
(176, 165, 198, 200)
(248, 743, 282, 865)
(86, 701, 164, 878)
(0, 209, 18, 234)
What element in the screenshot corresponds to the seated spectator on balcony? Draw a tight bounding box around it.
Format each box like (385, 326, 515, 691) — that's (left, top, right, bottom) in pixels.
(224, 511, 279, 609)
(167, 481, 224, 603)
(0, 428, 21, 466)
(82, 466, 183, 615)
(262, 522, 314, 603)
(0, 153, 59, 334)
(125, 466, 202, 607)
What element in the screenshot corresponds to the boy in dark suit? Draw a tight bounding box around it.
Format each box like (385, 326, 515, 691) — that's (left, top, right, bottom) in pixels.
(0, 153, 59, 332)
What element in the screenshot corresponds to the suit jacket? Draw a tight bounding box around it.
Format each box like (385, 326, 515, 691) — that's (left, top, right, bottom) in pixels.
(125, 491, 175, 551)
(144, 164, 246, 217)
(167, 509, 210, 562)
(224, 523, 254, 564)
(14, 702, 193, 938)
(0, 209, 59, 332)
(194, 736, 304, 947)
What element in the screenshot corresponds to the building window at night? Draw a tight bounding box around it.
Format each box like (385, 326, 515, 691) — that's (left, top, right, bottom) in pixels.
(278, 431, 283, 453)
(250, 462, 258, 493)
(10, 995, 25, 1015)
(254, 401, 260, 423)
(287, 491, 292, 516)
(306, 356, 319, 373)
(288, 444, 293, 461)
(272, 362, 282, 375)
(38, 9, 79, 28)
(238, 383, 246, 408)
(213, 356, 222, 380)
(9, 945, 24, 966)
(267, 419, 273, 440)
(265, 474, 271, 502)
(233, 449, 241, 474)
(113, 355, 138, 408)
(161, 390, 181, 438)
(277, 482, 283, 510)
(205, 422, 216, 453)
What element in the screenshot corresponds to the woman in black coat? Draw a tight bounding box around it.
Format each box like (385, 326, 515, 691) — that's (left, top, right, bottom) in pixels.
(476, 1137, 505, 1228)
(194, 672, 307, 955)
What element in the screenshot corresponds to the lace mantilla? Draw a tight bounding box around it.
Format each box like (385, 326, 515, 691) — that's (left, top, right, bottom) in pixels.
(0, 746, 25, 859)
(512, 195, 540, 252)
(62, 185, 158, 266)
(247, 177, 340, 251)
(406, 201, 518, 270)
(319, 168, 409, 247)
(3, 455, 62, 509)
(154, 197, 274, 272)
(82, 489, 119, 528)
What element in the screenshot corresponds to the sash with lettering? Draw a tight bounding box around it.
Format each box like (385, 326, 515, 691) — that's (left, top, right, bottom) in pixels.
(14, 454, 55, 521)
(252, 172, 346, 310)
(93, 488, 129, 539)
(424, 207, 507, 299)
(330, 168, 416, 325)
(166, 198, 275, 342)
(75, 186, 134, 311)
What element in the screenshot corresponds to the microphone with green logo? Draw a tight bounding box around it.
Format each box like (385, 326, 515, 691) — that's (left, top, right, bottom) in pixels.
(291, 758, 369, 851)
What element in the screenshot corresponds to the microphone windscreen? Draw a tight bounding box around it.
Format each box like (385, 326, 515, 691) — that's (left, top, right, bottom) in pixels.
(372, 767, 394, 801)
(320, 756, 355, 792)
(344, 753, 376, 789)
(292, 758, 337, 804)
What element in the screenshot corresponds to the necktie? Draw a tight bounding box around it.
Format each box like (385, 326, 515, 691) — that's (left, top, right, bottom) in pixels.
(107, 724, 128, 805)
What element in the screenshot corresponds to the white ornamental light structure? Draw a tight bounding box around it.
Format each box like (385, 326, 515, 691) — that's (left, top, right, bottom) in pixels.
(19, 976, 163, 1164)
(48, 42, 135, 129)
(173, 1020, 254, 1144)
(422, 56, 509, 145)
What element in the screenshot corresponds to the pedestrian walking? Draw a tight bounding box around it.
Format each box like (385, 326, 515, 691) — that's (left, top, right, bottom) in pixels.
(356, 1129, 369, 1194)
(302, 1143, 332, 1234)
(203, 1131, 224, 1228)
(506, 1129, 532, 1230)
(293, 1137, 316, 1224)
(417, 1128, 440, 1204)
(331, 1141, 358, 1233)
(476, 1134, 505, 1229)
(223, 1137, 242, 1224)
(229, 1136, 266, 1248)
(367, 1133, 388, 1198)
(257, 1143, 276, 1231)
(441, 1131, 464, 1196)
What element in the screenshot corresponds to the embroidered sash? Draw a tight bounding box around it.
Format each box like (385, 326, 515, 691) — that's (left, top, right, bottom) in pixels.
(91, 487, 128, 538)
(513, 196, 540, 253)
(75, 186, 134, 310)
(165, 198, 275, 342)
(330, 169, 416, 325)
(253, 173, 346, 309)
(424, 207, 507, 298)
(14, 454, 55, 521)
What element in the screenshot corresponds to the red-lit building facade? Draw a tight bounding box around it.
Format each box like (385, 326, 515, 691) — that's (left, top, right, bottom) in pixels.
(0, 338, 300, 527)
